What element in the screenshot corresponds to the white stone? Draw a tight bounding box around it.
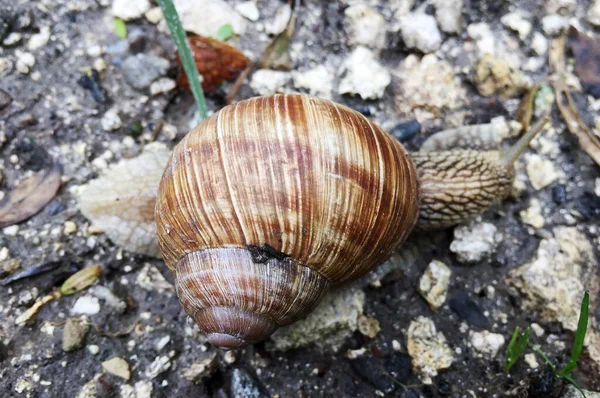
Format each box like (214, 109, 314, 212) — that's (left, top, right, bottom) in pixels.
(155, 335, 170, 351)
(418, 260, 451, 310)
(173, 0, 247, 36)
(101, 109, 122, 131)
(501, 12, 532, 41)
(144, 7, 163, 24)
(450, 221, 501, 264)
(531, 323, 545, 337)
(524, 353, 539, 369)
(27, 26, 51, 50)
(3, 32, 22, 46)
(249, 69, 291, 96)
(541, 14, 569, 36)
(145, 355, 171, 379)
(235, 1, 260, 22)
(470, 330, 505, 358)
(520, 198, 545, 229)
(3, 225, 19, 236)
(102, 357, 130, 380)
(112, 0, 151, 21)
(292, 65, 334, 99)
(338, 46, 391, 100)
(525, 153, 560, 190)
(16, 51, 35, 74)
(86, 45, 103, 57)
(94, 58, 107, 72)
(406, 316, 454, 385)
(398, 13, 442, 53)
(87, 345, 100, 355)
(137, 263, 174, 292)
(265, 3, 291, 35)
(589, 0, 600, 26)
(149, 78, 176, 96)
(72, 295, 101, 315)
(433, 0, 463, 34)
(467, 23, 495, 56)
(63, 221, 78, 236)
(344, 4, 386, 50)
(532, 32, 548, 56)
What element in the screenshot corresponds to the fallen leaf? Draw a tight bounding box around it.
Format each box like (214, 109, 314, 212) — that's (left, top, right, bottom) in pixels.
(15, 291, 62, 325)
(0, 161, 61, 228)
(216, 23, 233, 41)
(60, 265, 102, 295)
(258, 3, 296, 70)
(114, 17, 127, 39)
(568, 29, 600, 98)
(176, 36, 250, 92)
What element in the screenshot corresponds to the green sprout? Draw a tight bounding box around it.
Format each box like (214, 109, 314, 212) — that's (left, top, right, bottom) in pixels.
(505, 326, 530, 372)
(216, 24, 234, 41)
(114, 17, 127, 38)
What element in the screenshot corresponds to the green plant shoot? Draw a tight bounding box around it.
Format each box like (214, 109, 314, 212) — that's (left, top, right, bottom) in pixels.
(217, 24, 234, 41)
(505, 326, 531, 372)
(114, 18, 127, 38)
(557, 291, 590, 377)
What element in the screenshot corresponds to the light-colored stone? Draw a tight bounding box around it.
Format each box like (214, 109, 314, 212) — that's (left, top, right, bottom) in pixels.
(467, 23, 496, 56)
(433, 0, 462, 34)
(119, 380, 153, 398)
(72, 295, 101, 315)
(3, 225, 20, 236)
(16, 51, 35, 75)
(525, 153, 560, 190)
(63, 221, 78, 236)
(88, 345, 100, 355)
(589, 0, 600, 27)
(112, 0, 151, 20)
(265, 3, 291, 35)
(292, 65, 334, 99)
(338, 46, 391, 100)
(235, 1, 260, 22)
(137, 263, 174, 292)
(398, 13, 442, 53)
(101, 109, 122, 131)
(122, 54, 169, 90)
(62, 318, 90, 352)
(145, 355, 171, 379)
(91, 286, 127, 313)
(450, 221, 501, 264)
(524, 353, 539, 369)
(532, 32, 548, 56)
(357, 315, 380, 338)
(249, 69, 291, 96)
(144, 7, 163, 24)
(470, 330, 505, 358)
(3, 32, 22, 47)
(27, 26, 51, 50)
(418, 260, 451, 310)
(181, 352, 218, 383)
(501, 12, 532, 41)
(407, 316, 454, 385)
(520, 198, 545, 229)
(475, 54, 527, 98)
(102, 357, 130, 380)
(562, 385, 600, 398)
(344, 4, 386, 50)
(150, 78, 176, 96)
(541, 14, 569, 36)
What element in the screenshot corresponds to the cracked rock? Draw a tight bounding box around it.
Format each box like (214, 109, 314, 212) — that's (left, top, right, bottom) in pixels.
(406, 316, 454, 385)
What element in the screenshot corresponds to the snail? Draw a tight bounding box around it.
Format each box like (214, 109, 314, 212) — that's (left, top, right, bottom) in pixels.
(155, 94, 545, 350)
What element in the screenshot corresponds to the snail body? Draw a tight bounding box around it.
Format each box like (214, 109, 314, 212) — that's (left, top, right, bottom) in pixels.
(155, 94, 533, 349)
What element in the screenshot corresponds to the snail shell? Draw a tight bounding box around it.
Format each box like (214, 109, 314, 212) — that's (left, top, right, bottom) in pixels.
(155, 94, 419, 349)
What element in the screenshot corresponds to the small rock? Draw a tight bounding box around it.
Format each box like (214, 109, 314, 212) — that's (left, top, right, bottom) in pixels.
(14, 379, 31, 394)
(524, 353, 539, 369)
(145, 355, 171, 379)
(397, 13, 442, 53)
(235, 1, 260, 22)
(181, 352, 218, 383)
(265, 3, 291, 35)
(292, 65, 333, 99)
(93, 58, 107, 72)
(101, 109, 122, 131)
(448, 292, 489, 328)
(357, 315, 381, 338)
(231, 368, 264, 398)
(532, 32, 548, 56)
(63, 221, 77, 236)
(249, 69, 291, 96)
(595, 178, 600, 197)
(136, 263, 174, 292)
(389, 120, 421, 142)
(4, 225, 20, 236)
(173, 0, 247, 37)
(520, 198, 545, 229)
(501, 12, 532, 41)
(102, 357, 130, 380)
(563, 385, 600, 398)
(15, 50, 35, 74)
(344, 4, 386, 50)
(122, 54, 169, 90)
(149, 77, 176, 95)
(338, 46, 391, 100)
(91, 286, 127, 313)
(72, 295, 101, 315)
(474, 54, 527, 98)
(589, 0, 600, 27)
(63, 317, 90, 352)
(155, 335, 170, 351)
(450, 221, 501, 264)
(418, 260, 451, 310)
(469, 330, 505, 358)
(531, 323, 545, 337)
(76, 376, 98, 398)
(88, 345, 100, 355)
(112, 0, 151, 21)
(541, 14, 568, 36)
(406, 316, 454, 385)
(3, 32, 22, 47)
(0, 88, 12, 109)
(433, 0, 462, 34)
(144, 7, 163, 24)
(467, 22, 496, 56)
(120, 380, 153, 398)
(27, 26, 51, 50)
(525, 153, 559, 190)
(575, 192, 600, 219)
(0, 57, 13, 77)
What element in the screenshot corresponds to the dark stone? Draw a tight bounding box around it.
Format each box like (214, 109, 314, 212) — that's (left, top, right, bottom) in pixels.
(448, 292, 489, 328)
(0, 88, 11, 110)
(384, 354, 412, 383)
(349, 357, 396, 393)
(402, 390, 420, 398)
(390, 120, 421, 143)
(575, 192, 600, 219)
(551, 184, 568, 204)
(46, 201, 66, 216)
(528, 365, 555, 397)
(437, 377, 452, 395)
(78, 69, 107, 103)
(230, 368, 267, 398)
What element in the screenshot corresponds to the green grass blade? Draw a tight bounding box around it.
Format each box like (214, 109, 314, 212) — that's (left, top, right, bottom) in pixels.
(557, 291, 590, 377)
(157, 0, 208, 120)
(562, 374, 588, 398)
(505, 326, 530, 372)
(533, 347, 555, 369)
(114, 18, 127, 38)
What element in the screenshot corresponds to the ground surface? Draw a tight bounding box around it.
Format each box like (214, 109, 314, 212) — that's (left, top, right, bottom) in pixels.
(1, 0, 600, 397)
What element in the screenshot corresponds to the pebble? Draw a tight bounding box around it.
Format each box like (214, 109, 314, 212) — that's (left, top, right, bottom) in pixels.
(524, 353, 539, 369)
(357, 315, 381, 338)
(406, 316, 454, 385)
(149, 77, 176, 95)
(3, 32, 22, 47)
(525, 153, 559, 190)
(433, 0, 462, 34)
(71, 295, 101, 315)
(27, 26, 51, 51)
(563, 385, 600, 398)
(291, 65, 333, 99)
(91, 286, 127, 313)
(575, 192, 600, 219)
(265, 3, 291, 35)
(93, 58, 107, 72)
(450, 221, 500, 264)
(474, 54, 527, 98)
(230, 368, 264, 398)
(155, 335, 170, 351)
(63, 221, 77, 236)
(122, 54, 169, 90)
(15, 50, 35, 74)
(532, 32, 548, 56)
(344, 4, 386, 50)
(0, 57, 13, 77)
(112, 0, 151, 21)
(418, 260, 451, 310)
(87, 345, 100, 355)
(145, 355, 172, 379)
(520, 198, 545, 229)
(389, 120, 421, 142)
(173, 0, 247, 37)
(469, 330, 505, 358)
(531, 323, 545, 337)
(137, 263, 174, 292)
(595, 178, 600, 197)
(181, 352, 218, 383)
(120, 380, 153, 398)
(3, 225, 19, 236)
(448, 292, 489, 328)
(397, 13, 441, 53)
(541, 14, 568, 36)
(235, 1, 260, 22)
(102, 357, 130, 380)
(249, 69, 291, 96)
(467, 22, 496, 56)
(62, 317, 90, 352)
(501, 12, 532, 41)
(144, 7, 163, 24)
(589, 0, 600, 27)
(338, 46, 391, 100)
(101, 109, 122, 131)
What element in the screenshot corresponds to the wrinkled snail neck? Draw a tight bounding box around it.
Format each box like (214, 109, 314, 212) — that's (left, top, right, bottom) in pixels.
(413, 116, 550, 230)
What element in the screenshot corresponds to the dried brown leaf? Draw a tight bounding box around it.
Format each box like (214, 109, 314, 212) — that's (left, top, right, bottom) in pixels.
(516, 83, 541, 133)
(258, 7, 296, 70)
(0, 161, 61, 228)
(568, 29, 600, 97)
(60, 265, 102, 295)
